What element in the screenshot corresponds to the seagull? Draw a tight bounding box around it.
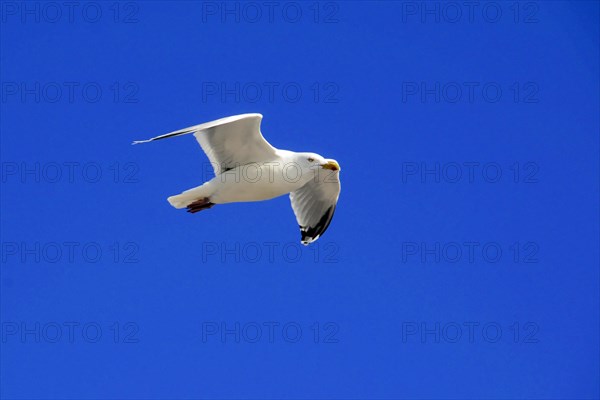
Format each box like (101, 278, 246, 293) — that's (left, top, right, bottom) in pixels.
(133, 113, 341, 245)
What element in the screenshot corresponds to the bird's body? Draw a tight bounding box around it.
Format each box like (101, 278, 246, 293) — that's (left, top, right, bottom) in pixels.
(206, 162, 299, 204)
(133, 113, 341, 245)
(170, 150, 315, 206)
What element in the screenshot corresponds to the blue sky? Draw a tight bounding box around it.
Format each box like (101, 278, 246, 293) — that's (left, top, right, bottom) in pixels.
(1, 1, 599, 399)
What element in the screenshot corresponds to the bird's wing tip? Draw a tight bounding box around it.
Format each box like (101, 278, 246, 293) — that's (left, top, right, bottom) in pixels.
(301, 238, 314, 246)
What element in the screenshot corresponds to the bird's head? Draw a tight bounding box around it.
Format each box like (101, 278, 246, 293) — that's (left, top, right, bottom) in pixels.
(296, 153, 340, 172)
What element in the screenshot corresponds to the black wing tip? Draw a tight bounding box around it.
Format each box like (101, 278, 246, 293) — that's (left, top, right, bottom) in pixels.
(300, 205, 336, 245)
(132, 139, 152, 145)
(132, 128, 199, 145)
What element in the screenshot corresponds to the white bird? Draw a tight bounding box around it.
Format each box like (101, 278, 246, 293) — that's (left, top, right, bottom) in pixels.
(133, 113, 341, 245)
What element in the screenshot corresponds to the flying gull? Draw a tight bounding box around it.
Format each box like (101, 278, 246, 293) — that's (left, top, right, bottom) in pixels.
(133, 113, 341, 245)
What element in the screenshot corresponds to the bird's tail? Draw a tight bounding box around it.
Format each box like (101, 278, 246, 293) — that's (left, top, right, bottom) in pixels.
(167, 183, 214, 212)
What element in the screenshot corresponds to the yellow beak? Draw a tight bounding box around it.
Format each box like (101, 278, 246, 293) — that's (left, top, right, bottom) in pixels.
(321, 160, 340, 171)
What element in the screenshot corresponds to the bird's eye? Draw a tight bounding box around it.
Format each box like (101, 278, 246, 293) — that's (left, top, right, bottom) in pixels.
(307, 157, 315, 162)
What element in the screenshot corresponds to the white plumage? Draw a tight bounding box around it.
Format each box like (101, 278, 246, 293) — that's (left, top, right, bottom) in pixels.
(134, 113, 341, 245)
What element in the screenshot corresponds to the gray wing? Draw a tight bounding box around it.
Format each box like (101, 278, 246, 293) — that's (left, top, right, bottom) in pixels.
(133, 113, 277, 174)
(289, 169, 341, 245)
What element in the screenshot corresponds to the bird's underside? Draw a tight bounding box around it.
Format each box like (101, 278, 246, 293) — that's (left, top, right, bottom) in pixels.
(133, 113, 341, 245)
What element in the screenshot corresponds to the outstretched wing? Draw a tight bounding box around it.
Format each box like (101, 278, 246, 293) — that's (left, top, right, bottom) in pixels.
(289, 169, 341, 245)
(133, 113, 278, 174)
